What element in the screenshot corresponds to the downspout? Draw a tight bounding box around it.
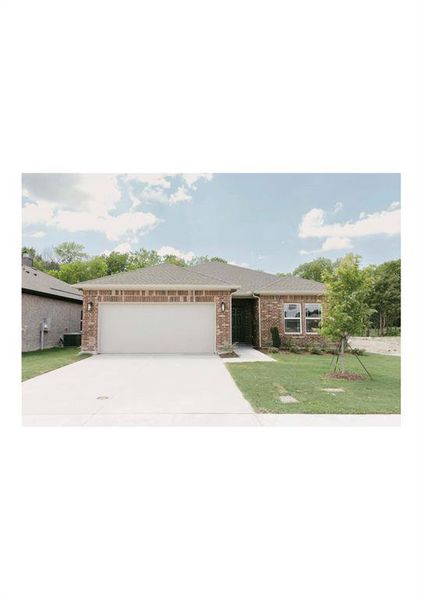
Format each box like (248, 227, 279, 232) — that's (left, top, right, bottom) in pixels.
(252, 293, 261, 348)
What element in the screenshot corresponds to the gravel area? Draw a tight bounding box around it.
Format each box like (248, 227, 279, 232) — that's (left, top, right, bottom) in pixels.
(348, 336, 401, 356)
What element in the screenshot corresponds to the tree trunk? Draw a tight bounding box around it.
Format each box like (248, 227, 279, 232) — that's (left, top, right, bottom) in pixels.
(340, 336, 345, 372)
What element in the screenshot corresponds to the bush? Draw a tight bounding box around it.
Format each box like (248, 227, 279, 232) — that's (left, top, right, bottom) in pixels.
(289, 345, 301, 354)
(267, 346, 280, 354)
(311, 346, 323, 355)
(281, 337, 293, 351)
(270, 327, 281, 348)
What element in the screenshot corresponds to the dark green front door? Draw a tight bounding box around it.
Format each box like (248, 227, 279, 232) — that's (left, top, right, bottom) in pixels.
(232, 305, 246, 343)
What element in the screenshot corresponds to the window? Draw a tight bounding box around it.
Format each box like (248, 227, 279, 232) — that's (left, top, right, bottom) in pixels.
(284, 303, 302, 334)
(305, 303, 322, 333)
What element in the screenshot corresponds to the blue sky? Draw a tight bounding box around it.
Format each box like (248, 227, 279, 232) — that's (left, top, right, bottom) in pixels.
(22, 173, 400, 273)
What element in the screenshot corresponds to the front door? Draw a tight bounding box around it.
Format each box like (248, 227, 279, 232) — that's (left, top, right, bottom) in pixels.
(232, 305, 246, 343)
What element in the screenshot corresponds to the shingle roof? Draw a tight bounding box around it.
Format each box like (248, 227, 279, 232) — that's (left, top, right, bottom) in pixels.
(73, 262, 237, 289)
(22, 266, 83, 301)
(190, 262, 279, 296)
(256, 275, 326, 294)
(190, 262, 325, 296)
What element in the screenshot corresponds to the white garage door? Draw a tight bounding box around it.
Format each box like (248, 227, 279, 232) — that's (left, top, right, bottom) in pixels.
(98, 303, 216, 354)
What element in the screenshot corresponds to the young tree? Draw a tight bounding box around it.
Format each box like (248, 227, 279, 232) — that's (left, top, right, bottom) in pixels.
(54, 242, 88, 264)
(321, 254, 375, 372)
(293, 257, 334, 282)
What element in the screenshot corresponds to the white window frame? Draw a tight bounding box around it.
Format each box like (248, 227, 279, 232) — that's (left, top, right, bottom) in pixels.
(284, 303, 302, 335)
(305, 303, 322, 334)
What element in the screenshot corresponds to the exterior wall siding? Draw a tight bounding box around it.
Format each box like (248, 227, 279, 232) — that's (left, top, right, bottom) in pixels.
(22, 293, 82, 352)
(259, 294, 326, 347)
(81, 289, 232, 353)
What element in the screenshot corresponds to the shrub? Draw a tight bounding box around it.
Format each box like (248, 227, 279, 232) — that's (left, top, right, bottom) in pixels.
(267, 346, 280, 354)
(311, 346, 323, 355)
(281, 337, 293, 351)
(289, 345, 301, 354)
(270, 327, 281, 348)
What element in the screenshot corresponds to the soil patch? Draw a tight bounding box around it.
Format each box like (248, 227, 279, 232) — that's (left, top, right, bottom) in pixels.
(327, 371, 366, 381)
(219, 352, 239, 358)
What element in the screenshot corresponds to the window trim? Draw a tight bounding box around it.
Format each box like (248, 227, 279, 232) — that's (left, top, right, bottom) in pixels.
(305, 302, 322, 335)
(284, 302, 302, 335)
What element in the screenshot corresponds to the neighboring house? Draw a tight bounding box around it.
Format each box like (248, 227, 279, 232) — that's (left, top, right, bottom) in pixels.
(22, 254, 83, 352)
(74, 262, 325, 354)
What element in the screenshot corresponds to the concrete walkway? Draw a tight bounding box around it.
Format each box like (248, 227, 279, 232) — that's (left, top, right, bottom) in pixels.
(222, 345, 275, 363)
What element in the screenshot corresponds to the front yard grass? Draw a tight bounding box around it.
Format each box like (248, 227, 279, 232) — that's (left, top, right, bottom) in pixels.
(22, 347, 91, 381)
(226, 352, 400, 414)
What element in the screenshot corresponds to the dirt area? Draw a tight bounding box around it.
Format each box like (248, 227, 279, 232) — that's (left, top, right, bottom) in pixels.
(348, 336, 401, 356)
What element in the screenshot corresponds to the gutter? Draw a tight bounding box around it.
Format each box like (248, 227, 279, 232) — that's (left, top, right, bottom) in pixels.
(72, 283, 240, 291)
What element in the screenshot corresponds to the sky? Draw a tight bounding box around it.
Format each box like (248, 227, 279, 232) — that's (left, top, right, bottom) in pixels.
(22, 173, 401, 273)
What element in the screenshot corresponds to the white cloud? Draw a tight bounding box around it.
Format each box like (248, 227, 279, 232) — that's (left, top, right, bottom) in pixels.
(321, 236, 352, 251)
(54, 209, 159, 241)
(300, 236, 353, 256)
(112, 242, 132, 254)
(333, 201, 343, 213)
(31, 231, 47, 238)
(157, 246, 196, 262)
(168, 187, 192, 204)
(299, 205, 400, 239)
(126, 174, 172, 189)
(22, 200, 55, 225)
(22, 173, 161, 243)
(181, 174, 213, 189)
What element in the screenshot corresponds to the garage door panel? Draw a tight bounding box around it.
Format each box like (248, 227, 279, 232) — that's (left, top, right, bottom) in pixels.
(99, 303, 216, 354)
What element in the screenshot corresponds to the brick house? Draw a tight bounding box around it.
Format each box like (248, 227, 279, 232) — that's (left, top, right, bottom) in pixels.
(22, 254, 83, 352)
(74, 262, 325, 354)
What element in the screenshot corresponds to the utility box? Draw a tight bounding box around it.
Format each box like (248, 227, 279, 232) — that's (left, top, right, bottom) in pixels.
(63, 332, 82, 347)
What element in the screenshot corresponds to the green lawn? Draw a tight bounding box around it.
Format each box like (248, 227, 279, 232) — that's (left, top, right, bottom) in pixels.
(22, 347, 91, 381)
(227, 352, 400, 414)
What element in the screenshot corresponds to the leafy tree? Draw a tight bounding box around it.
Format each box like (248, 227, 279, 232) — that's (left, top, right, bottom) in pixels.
(105, 251, 130, 275)
(189, 255, 228, 265)
(22, 246, 46, 271)
(367, 260, 401, 334)
(162, 254, 186, 267)
(127, 249, 161, 270)
(276, 272, 290, 278)
(54, 242, 88, 264)
(321, 254, 375, 371)
(51, 256, 108, 284)
(293, 257, 334, 282)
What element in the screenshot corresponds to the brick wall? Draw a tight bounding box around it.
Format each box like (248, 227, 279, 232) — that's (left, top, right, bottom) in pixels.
(22, 293, 82, 352)
(259, 294, 326, 347)
(81, 289, 232, 353)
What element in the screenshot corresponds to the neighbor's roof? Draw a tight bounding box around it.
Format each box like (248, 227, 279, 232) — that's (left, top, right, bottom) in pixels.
(190, 262, 325, 296)
(73, 262, 238, 290)
(22, 266, 83, 302)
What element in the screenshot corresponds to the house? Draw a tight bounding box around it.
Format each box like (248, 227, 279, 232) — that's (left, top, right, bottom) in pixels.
(22, 254, 83, 352)
(74, 262, 325, 354)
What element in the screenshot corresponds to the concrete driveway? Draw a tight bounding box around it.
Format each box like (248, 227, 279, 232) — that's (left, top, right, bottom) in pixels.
(22, 354, 257, 426)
